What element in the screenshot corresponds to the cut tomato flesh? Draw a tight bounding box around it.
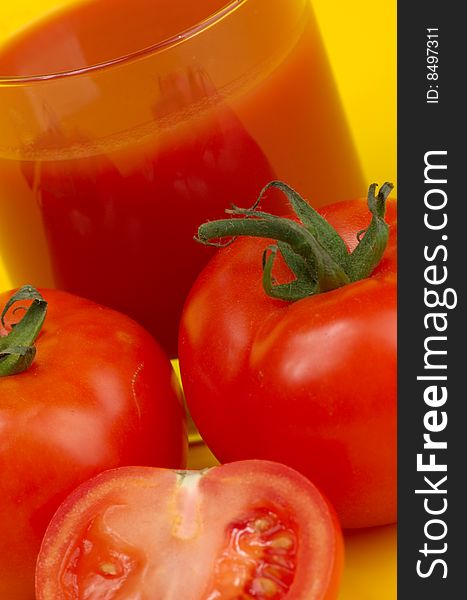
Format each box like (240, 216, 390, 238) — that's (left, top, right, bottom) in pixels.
(36, 462, 343, 600)
(64, 508, 297, 600)
(207, 508, 297, 599)
(61, 515, 144, 599)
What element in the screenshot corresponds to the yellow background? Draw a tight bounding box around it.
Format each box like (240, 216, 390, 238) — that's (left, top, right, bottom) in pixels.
(0, 1, 396, 598)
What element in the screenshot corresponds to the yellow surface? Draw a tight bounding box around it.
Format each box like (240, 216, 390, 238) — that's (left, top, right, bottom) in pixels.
(0, 2, 396, 598)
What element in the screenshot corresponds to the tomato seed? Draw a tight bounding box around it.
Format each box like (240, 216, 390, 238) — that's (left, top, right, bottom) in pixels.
(251, 577, 279, 597)
(99, 562, 119, 577)
(268, 533, 295, 551)
(253, 516, 276, 533)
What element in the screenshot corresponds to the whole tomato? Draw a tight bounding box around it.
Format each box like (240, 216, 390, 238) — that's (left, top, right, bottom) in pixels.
(179, 182, 396, 529)
(36, 460, 343, 600)
(0, 287, 187, 599)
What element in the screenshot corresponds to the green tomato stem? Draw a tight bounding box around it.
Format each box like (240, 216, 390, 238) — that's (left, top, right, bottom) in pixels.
(196, 181, 393, 301)
(0, 285, 47, 376)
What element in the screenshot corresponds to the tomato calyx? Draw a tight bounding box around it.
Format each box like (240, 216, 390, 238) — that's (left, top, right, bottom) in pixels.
(196, 181, 393, 301)
(0, 285, 47, 376)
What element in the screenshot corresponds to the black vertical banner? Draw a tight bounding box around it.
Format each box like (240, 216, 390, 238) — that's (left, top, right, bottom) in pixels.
(398, 2, 463, 598)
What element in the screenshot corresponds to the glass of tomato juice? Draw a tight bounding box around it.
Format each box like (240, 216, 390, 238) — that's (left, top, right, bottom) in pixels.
(0, 0, 363, 356)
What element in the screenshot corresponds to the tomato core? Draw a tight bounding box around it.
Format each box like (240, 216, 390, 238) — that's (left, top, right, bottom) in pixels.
(207, 508, 297, 599)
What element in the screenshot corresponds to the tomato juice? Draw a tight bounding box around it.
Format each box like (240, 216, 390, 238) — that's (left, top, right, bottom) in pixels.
(0, 0, 363, 356)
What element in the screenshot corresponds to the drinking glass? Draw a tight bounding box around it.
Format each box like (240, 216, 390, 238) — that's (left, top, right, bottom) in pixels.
(0, 0, 363, 356)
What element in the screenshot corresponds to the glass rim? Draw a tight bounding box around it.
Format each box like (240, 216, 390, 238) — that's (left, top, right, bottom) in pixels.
(0, 0, 246, 86)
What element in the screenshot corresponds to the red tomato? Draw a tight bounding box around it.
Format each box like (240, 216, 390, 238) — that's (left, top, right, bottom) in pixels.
(36, 460, 343, 600)
(179, 189, 397, 529)
(0, 288, 187, 599)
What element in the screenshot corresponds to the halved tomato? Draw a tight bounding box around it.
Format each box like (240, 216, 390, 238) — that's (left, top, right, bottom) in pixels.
(36, 460, 343, 600)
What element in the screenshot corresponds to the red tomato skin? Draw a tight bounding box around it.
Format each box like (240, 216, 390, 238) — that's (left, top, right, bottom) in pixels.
(35, 460, 343, 600)
(179, 199, 397, 529)
(0, 289, 187, 599)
